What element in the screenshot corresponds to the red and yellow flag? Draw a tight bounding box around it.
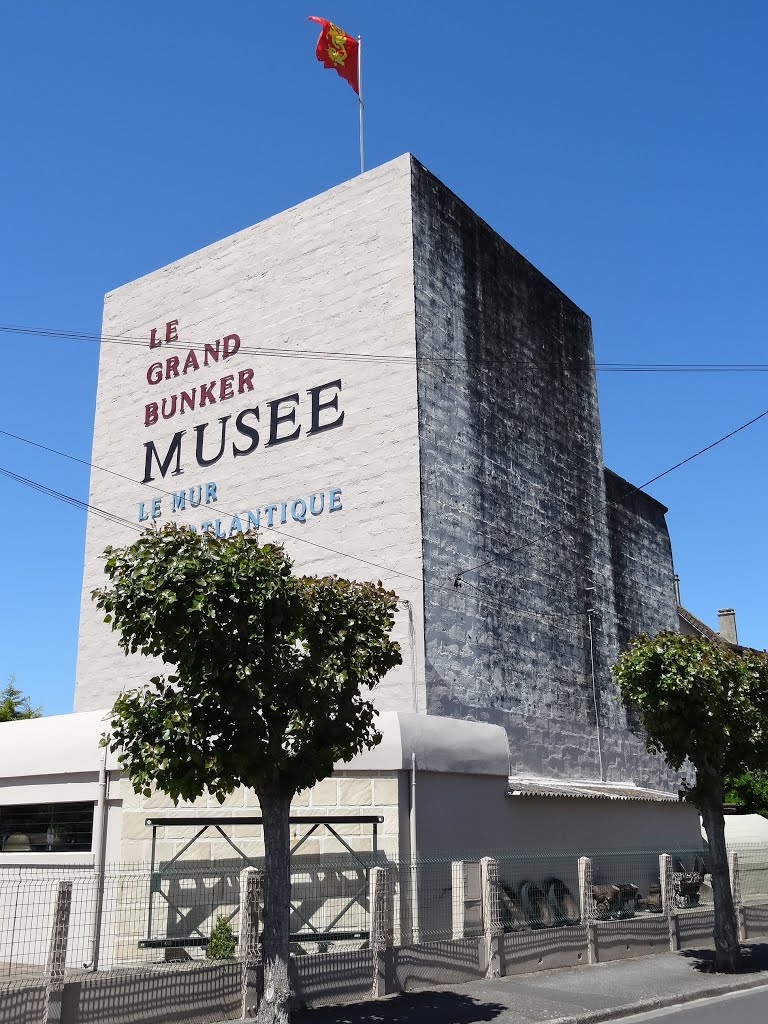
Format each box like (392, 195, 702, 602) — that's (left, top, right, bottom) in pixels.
(307, 16, 360, 95)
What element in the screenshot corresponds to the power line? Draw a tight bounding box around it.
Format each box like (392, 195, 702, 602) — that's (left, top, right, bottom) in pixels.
(454, 406, 768, 585)
(0, 451, 641, 645)
(0, 428, 626, 641)
(0, 427, 442, 593)
(0, 426, 610, 599)
(0, 440, 732, 648)
(0, 464, 142, 534)
(0, 425, 654, 601)
(2, 322, 768, 372)
(3, 402, 766, 622)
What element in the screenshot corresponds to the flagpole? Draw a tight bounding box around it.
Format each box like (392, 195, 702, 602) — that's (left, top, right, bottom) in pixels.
(358, 35, 364, 174)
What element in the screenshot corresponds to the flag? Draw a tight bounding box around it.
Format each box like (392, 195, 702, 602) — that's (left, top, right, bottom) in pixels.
(307, 16, 359, 95)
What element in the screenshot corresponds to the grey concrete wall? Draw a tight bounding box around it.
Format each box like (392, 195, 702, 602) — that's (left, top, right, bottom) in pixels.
(392, 937, 485, 991)
(412, 772, 702, 855)
(410, 157, 679, 790)
(604, 469, 678, 651)
(674, 907, 715, 949)
(593, 917, 669, 961)
(0, 984, 45, 1024)
(604, 469, 679, 739)
(60, 962, 241, 1024)
(291, 950, 374, 1008)
(501, 926, 587, 975)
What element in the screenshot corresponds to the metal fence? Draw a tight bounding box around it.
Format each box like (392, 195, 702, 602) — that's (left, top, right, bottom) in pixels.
(3, 842, 768, 1020)
(737, 843, 768, 906)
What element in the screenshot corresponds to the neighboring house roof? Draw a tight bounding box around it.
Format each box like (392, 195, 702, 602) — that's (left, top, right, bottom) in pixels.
(507, 778, 678, 803)
(678, 605, 765, 655)
(677, 605, 725, 644)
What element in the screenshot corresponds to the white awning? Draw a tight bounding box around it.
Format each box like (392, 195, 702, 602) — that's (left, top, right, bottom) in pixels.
(507, 777, 679, 803)
(0, 710, 116, 779)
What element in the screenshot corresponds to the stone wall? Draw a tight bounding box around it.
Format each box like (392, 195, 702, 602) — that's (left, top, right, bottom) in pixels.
(410, 158, 679, 790)
(603, 469, 678, 648)
(119, 773, 402, 865)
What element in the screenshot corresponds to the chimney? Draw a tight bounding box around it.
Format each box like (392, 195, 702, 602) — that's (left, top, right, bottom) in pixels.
(718, 608, 738, 645)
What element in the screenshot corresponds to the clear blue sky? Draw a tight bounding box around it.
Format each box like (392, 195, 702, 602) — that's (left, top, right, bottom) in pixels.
(1, 2, 765, 715)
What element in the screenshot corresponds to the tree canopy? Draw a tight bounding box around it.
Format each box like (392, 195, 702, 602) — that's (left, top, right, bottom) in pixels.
(93, 523, 402, 1023)
(0, 675, 42, 722)
(614, 631, 768, 803)
(725, 770, 768, 817)
(95, 525, 402, 802)
(614, 630, 768, 973)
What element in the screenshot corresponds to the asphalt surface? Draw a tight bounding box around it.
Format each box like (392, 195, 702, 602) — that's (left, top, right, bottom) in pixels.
(293, 943, 768, 1024)
(613, 985, 768, 1022)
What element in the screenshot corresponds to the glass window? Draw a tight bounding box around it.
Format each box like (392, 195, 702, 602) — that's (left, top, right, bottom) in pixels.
(0, 802, 94, 853)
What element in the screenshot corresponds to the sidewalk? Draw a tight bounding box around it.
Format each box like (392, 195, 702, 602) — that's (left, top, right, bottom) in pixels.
(293, 942, 768, 1024)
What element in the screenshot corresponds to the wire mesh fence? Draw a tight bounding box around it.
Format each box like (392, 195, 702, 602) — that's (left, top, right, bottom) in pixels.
(590, 846, 713, 918)
(0, 856, 377, 979)
(3, 841, 768, 984)
(0, 873, 61, 980)
(734, 843, 768, 906)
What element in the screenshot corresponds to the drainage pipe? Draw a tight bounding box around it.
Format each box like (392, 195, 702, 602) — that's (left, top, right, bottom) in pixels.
(409, 752, 420, 943)
(86, 748, 109, 969)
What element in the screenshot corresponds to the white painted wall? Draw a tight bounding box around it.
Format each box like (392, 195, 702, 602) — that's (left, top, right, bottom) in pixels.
(75, 156, 425, 714)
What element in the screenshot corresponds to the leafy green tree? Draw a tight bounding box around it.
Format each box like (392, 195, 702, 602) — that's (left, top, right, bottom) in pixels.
(94, 524, 401, 1023)
(725, 770, 768, 817)
(614, 631, 768, 973)
(0, 675, 42, 722)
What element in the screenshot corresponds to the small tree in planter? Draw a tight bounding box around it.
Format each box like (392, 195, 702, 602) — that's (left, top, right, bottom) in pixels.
(614, 630, 768, 973)
(95, 525, 401, 1023)
(207, 915, 237, 960)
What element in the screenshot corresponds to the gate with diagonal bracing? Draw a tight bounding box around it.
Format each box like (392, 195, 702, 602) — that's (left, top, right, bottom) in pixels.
(139, 815, 384, 952)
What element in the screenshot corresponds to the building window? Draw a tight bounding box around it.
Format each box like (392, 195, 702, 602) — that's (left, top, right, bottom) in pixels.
(0, 803, 94, 853)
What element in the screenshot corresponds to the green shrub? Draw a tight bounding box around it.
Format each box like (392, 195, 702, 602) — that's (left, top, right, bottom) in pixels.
(206, 915, 237, 959)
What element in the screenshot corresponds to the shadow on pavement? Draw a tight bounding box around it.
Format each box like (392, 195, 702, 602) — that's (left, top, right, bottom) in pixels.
(681, 942, 768, 974)
(296, 991, 507, 1023)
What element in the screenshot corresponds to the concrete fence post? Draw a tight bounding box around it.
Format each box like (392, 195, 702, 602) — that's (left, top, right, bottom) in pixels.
(659, 854, 677, 951)
(452, 860, 466, 940)
(480, 857, 502, 978)
(43, 880, 72, 1024)
(578, 856, 597, 964)
(239, 868, 264, 1019)
(369, 866, 391, 999)
(728, 850, 746, 941)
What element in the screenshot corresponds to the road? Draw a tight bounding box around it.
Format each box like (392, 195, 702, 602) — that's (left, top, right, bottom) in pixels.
(616, 984, 768, 1022)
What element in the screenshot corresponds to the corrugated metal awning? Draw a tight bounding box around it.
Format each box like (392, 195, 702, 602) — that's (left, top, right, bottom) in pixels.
(507, 777, 679, 803)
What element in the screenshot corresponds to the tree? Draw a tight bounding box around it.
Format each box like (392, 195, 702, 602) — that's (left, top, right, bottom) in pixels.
(725, 770, 768, 817)
(93, 524, 401, 1023)
(614, 631, 768, 973)
(0, 675, 42, 722)
(207, 915, 237, 960)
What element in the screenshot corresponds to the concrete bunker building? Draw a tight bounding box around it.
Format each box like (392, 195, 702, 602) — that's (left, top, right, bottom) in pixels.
(1, 155, 702, 874)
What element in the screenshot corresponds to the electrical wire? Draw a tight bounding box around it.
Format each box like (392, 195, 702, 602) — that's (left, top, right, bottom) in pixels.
(2, 322, 768, 372)
(1, 400, 763, 641)
(0, 464, 142, 534)
(454, 406, 768, 585)
(0, 449, 719, 648)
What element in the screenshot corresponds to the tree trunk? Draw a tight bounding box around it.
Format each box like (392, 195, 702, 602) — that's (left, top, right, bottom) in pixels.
(255, 788, 292, 1024)
(700, 779, 742, 973)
